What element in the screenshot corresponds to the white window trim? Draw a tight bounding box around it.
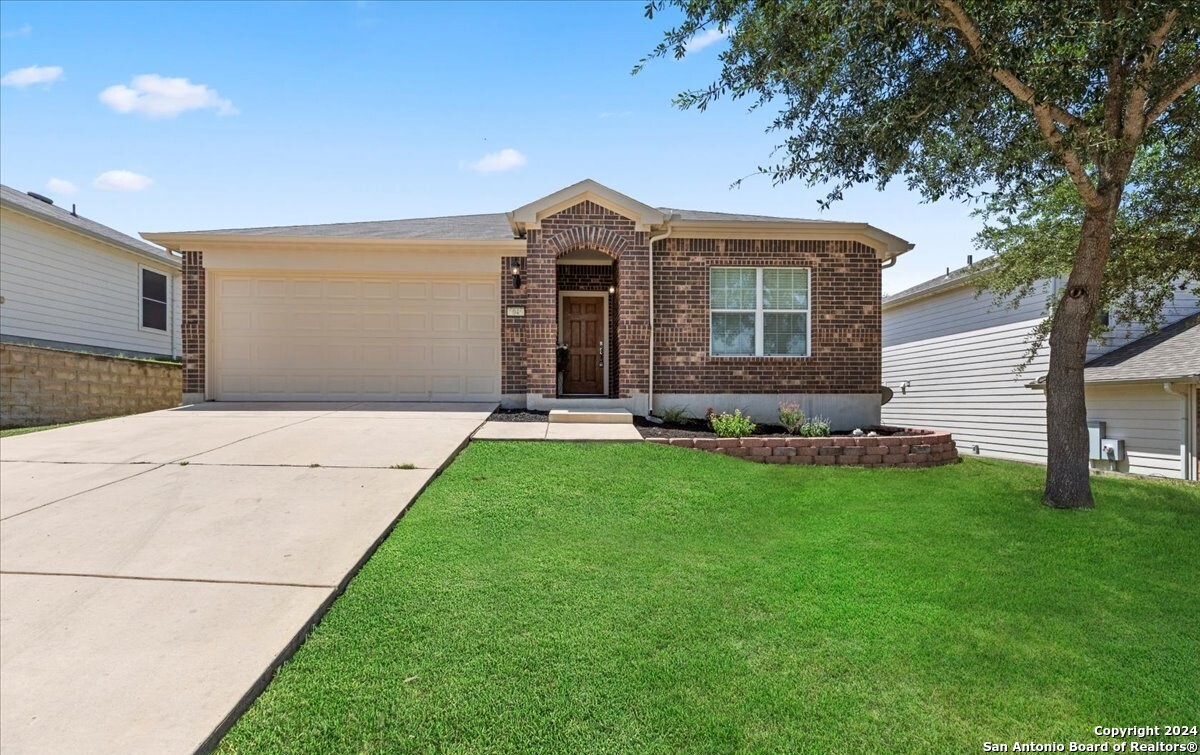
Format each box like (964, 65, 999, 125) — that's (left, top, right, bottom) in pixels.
(710, 267, 811, 358)
(139, 265, 170, 334)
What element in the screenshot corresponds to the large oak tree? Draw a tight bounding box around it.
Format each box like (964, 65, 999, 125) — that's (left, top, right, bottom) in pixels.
(640, 1, 1200, 507)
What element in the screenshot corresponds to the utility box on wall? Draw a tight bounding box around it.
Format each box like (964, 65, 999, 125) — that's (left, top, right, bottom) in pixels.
(1101, 438, 1126, 462)
(1087, 421, 1107, 460)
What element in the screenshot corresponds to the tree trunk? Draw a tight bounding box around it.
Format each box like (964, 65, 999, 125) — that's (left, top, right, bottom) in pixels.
(1043, 206, 1115, 508)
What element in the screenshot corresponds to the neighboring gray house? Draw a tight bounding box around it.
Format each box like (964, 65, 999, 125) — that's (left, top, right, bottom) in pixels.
(0, 184, 180, 358)
(882, 267, 1198, 480)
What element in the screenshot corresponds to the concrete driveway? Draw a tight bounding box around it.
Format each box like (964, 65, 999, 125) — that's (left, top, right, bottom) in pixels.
(0, 401, 493, 755)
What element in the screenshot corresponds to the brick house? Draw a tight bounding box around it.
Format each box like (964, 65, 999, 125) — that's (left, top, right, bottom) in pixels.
(143, 180, 912, 427)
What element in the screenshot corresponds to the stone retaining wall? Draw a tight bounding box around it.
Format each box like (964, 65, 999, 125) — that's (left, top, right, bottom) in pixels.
(646, 429, 958, 467)
(0, 342, 181, 428)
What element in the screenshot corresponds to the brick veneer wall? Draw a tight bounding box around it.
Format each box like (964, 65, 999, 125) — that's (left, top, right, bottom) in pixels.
(501, 256, 528, 395)
(654, 238, 881, 394)
(646, 430, 958, 467)
(556, 264, 619, 397)
(0, 343, 181, 428)
(525, 201, 649, 400)
(181, 250, 206, 395)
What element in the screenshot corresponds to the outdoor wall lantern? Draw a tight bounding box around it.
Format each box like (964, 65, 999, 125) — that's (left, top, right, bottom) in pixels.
(608, 285, 616, 295)
(511, 264, 522, 289)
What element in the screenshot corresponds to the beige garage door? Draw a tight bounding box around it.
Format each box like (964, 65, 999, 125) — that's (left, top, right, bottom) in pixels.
(213, 274, 500, 401)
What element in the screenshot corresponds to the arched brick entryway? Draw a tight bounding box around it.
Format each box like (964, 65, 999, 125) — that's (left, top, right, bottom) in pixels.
(519, 201, 650, 407)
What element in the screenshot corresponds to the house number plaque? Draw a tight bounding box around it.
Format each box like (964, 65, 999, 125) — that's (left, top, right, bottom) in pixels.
(506, 306, 526, 317)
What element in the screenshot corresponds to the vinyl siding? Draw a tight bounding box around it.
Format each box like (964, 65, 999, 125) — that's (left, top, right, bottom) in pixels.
(1086, 383, 1193, 478)
(0, 208, 180, 357)
(882, 282, 1052, 464)
(882, 278, 1198, 478)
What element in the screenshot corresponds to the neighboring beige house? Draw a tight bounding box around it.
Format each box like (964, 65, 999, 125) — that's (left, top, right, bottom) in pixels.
(882, 267, 1198, 480)
(1, 184, 181, 358)
(143, 179, 912, 427)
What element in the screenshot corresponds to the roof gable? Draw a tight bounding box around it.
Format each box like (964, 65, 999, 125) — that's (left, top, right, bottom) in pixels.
(507, 179, 668, 232)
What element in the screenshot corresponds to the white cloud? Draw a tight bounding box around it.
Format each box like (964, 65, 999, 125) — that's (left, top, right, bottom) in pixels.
(2, 23, 32, 38)
(684, 28, 728, 54)
(1, 65, 63, 88)
(468, 148, 527, 174)
(46, 178, 78, 195)
(99, 74, 236, 118)
(93, 170, 153, 192)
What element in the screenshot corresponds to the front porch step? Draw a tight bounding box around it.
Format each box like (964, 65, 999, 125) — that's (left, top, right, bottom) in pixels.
(548, 409, 633, 424)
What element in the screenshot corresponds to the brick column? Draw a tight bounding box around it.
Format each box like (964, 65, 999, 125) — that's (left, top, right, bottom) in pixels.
(500, 255, 528, 398)
(181, 250, 206, 399)
(524, 230, 559, 398)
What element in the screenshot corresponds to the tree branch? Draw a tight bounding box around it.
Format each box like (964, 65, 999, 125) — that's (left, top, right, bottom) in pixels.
(1144, 65, 1200, 125)
(937, 0, 1085, 131)
(1125, 10, 1179, 140)
(936, 0, 1101, 207)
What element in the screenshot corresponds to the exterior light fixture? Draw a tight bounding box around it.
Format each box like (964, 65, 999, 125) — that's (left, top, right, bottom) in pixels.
(511, 264, 521, 289)
(608, 285, 616, 294)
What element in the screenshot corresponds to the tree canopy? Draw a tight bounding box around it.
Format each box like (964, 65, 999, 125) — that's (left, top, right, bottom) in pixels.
(639, 0, 1200, 506)
(638, 1, 1198, 213)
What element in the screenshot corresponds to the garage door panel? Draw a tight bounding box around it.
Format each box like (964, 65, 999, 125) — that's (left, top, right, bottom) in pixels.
(431, 314, 463, 332)
(395, 313, 428, 331)
(215, 273, 499, 401)
(431, 282, 463, 300)
(256, 279, 289, 298)
(467, 313, 496, 334)
(467, 282, 497, 301)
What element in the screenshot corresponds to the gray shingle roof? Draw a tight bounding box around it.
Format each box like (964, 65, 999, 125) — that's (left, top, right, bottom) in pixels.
(1083, 313, 1200, 383)
(187, 212, 516, 240)
(883, 262, 983, 307)
(0, 184, 177, 265)
(159, 207, 835, 241)
(661, 208, 832, 223)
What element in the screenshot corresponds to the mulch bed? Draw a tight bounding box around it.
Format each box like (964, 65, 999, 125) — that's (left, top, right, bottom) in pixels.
(488, 409, 550, 423)
(489, 409, 923, 440)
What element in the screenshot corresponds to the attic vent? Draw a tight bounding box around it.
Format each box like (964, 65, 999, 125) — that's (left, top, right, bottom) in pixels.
(26, 191, 54, 205)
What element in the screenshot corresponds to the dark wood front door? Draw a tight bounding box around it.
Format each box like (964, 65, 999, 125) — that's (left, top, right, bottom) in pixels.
(562, 296, 604, 395)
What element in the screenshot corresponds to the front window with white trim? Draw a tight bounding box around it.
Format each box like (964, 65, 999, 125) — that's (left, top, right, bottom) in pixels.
(710, 267, 810, 357)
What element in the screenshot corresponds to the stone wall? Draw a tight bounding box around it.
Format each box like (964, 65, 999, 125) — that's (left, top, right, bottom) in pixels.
(646, 429, 958, 468)
(0, 343, 181, 428)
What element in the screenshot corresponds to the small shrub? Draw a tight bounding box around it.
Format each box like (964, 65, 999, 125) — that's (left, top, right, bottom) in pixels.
(657, 406, 689, 425)
(710, 409, 756, 438)
(778, 402, 806, 434)
(799, 417, 832, 437)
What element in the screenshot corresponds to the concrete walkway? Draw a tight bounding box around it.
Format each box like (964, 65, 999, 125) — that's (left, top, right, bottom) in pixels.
(0, 401, 493, 755)
(472, 420, 643, 441)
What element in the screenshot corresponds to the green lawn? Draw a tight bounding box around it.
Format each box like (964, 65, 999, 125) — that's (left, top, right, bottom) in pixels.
(0, 421, 84, 438)
(220, 444, 1199, 754)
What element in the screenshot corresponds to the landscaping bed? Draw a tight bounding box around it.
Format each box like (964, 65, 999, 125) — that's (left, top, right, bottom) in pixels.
(635, 416, 923, 439)
(219, 445, 1200, 754)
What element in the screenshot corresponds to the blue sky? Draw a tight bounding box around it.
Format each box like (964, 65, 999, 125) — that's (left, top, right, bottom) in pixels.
(1, 0, 982, 293)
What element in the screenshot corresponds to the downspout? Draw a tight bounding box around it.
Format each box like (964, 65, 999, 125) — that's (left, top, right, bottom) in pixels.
(1163, 382, 1193, 481)
(647, 215, 676, 417)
